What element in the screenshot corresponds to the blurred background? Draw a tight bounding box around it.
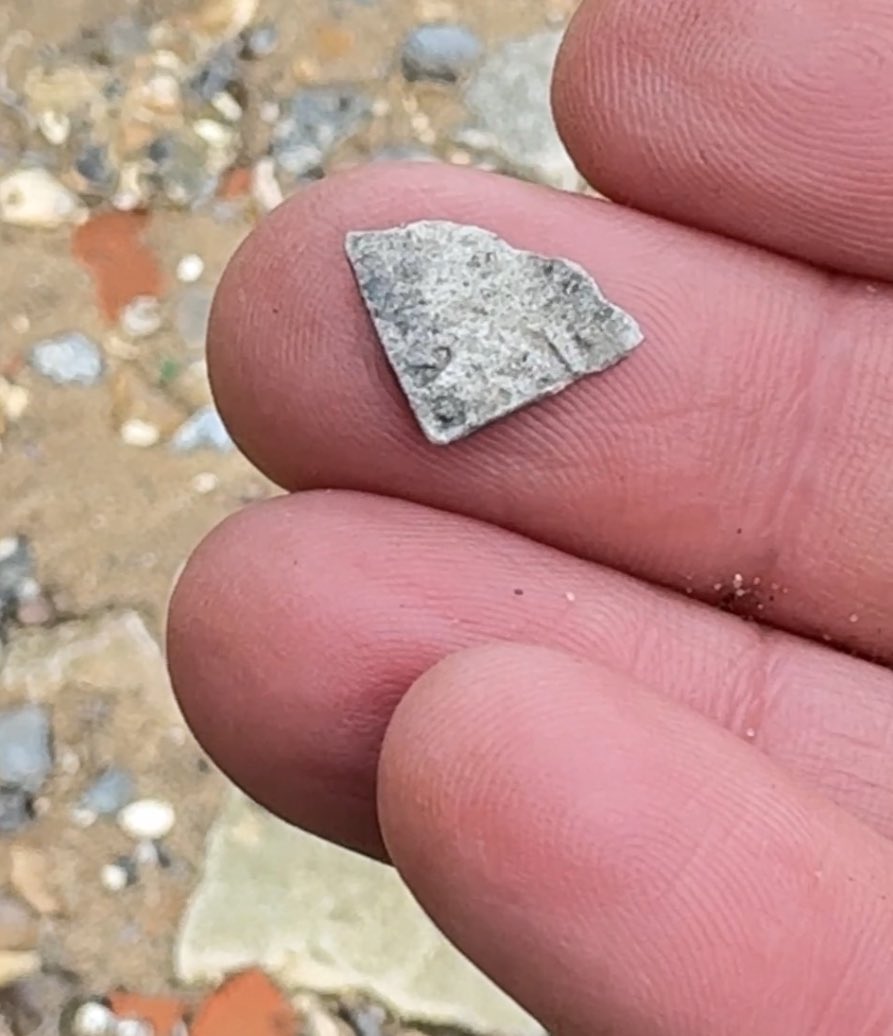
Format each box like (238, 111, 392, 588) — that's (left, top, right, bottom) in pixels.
(0, 1, 581, 1033)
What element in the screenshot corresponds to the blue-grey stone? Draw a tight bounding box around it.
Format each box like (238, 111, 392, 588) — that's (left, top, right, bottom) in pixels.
(401, 24, 483, 83)
(30, 332, 103, 386)
(0, 536, 34, 611)
(75, 144, 116, 191)
(0, 705, 53, 793)
(189, 43, 240, 102)
(170, 406, 235, 453)
(80, 767, 136, 816)
(0, 787, 33, 833)
(461, 30, 581, 191)
(240, 22, 279, 59)
(272, 86, 371, 179)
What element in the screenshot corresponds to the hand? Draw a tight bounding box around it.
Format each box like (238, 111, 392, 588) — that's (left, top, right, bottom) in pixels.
(167, 0, 893, 1031)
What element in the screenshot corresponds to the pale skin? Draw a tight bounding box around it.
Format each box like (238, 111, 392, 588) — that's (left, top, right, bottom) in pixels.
(167, 0, 893, 1031)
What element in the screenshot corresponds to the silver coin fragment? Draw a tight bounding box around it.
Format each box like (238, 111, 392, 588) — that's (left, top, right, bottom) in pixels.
(345, 220, 644, 445)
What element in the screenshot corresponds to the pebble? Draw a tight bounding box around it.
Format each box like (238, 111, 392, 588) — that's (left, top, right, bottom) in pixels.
(29, 332, 103, 386)
(189, 42, 239, 102)
(401, 24, 483, 82)
(118, 798, 175, 841)
(71, 1001, 118, 1036)
(0, 168, 86, 228)
(100, 857, 138, 892)
(0, 788, 33, 833)
(120, 296, 163, 338)
(80, 767, 136, 816)
(0, 378, 30, 423)
(117, 1021, 152, 1036)
(169, 405, 234, 453)
(151, 133, 218, 208)
(272, 86, 371, 179)
(250, 156, 283, 212)
(191, 471, 219, 494)
(0, 705, 53, 793)
(176, 254, 205, 284)
(119, 419, 161, 448)
(211, 91, 243, 123)
(37, 110, 71, 146)
(75, 144, 116, 192)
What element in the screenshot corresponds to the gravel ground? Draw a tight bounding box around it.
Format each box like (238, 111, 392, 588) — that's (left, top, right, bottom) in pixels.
(0, 0, 580, 1032)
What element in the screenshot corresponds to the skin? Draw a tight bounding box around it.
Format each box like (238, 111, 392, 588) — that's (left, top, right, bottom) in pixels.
(167, 0, 893, 1031)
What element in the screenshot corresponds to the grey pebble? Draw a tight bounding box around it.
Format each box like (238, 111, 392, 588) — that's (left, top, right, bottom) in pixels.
(0, 704, 53, 793)
(150, 133, 218, 208)
(169, 406, 235, 453)
(0, 535, 35, 613)
(401, 24, 483, 83)
(174, 286, 214, 350)
(75, 144, 116, 191)
(345, 220, 643, 445)
(0, 786, 34, 833)
(272, 86, 371, 179)
(189, 43, 240, 102)
(339, 1002, 387, 1036)
(240, 21, 279, 59)
(80, 767, 136, 816)
(29, 332, 103, 386)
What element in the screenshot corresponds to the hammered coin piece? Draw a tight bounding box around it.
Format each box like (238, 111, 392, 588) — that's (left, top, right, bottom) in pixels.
(345, 220, 644, 445)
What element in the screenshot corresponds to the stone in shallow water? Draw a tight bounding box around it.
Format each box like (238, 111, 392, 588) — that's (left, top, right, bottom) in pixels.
(345, 220, 643, 445)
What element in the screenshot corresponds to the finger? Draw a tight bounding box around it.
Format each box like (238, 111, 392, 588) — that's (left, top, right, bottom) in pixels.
(554, 0, 893, 279)
(210, 162, 893, 659)
(380, 643, 893, 1036)
(166, 490, 893, 861)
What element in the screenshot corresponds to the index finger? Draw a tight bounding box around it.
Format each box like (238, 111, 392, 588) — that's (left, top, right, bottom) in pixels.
(209, 162, 893, 660)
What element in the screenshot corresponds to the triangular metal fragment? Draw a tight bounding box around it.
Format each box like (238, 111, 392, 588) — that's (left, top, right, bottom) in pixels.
(345, 220, 644, 445)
